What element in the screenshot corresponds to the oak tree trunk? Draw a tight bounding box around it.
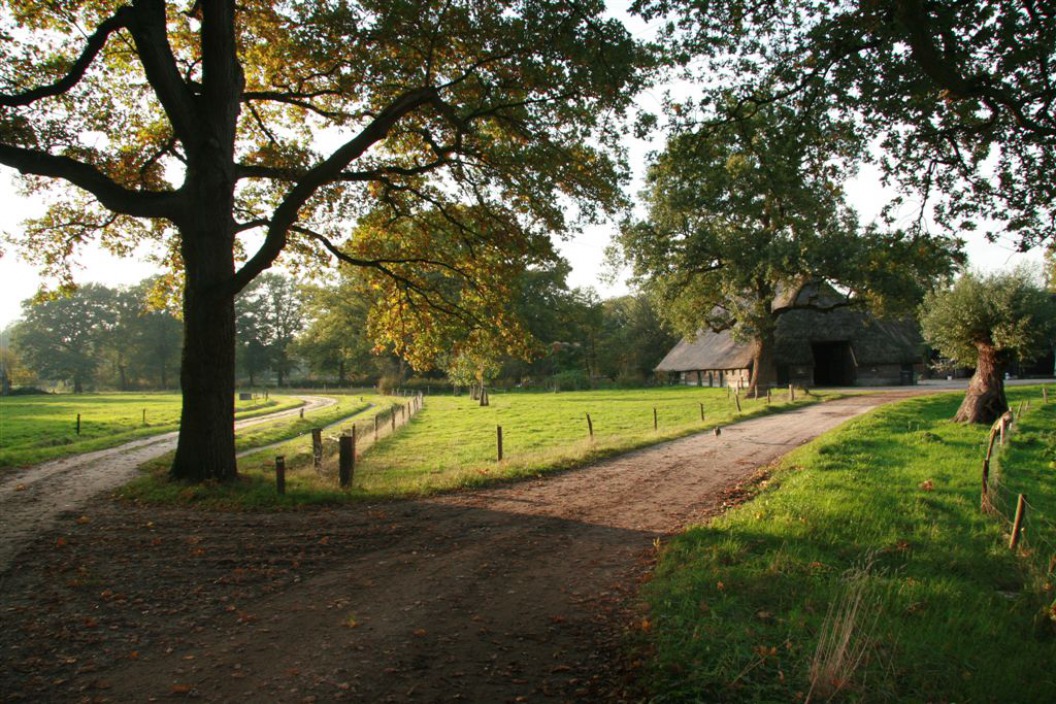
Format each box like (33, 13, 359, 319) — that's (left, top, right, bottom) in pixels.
(168, 0, 244, 483)
(953, 342, 1008, 424)
(170, 218, 238, 482)
(748, 328, 778, 396)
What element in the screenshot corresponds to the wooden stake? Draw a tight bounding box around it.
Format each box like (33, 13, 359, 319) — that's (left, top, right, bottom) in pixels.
(1010, 494, 1027, 550)
(497, 425, 504, 462)
(653, 407, 658, 431)
(76, 413, 81, 435)
(275, 456, 286, 495)
(299, 407, 304, 419)
(339, 434, 354, 488)
(734, 391, 742, 413)
(586, 413, 594, 439)
(311, 428, 323, 471)
(699, 402, 705, 421)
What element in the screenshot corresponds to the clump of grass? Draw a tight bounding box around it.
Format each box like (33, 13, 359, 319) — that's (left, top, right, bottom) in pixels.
(807, 564, 882, 702)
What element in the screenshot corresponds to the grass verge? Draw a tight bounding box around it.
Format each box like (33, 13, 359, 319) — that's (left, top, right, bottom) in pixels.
(119, 386, 823, 509)
(0, 392, 301, 468)
(637, 387, 1056, 703)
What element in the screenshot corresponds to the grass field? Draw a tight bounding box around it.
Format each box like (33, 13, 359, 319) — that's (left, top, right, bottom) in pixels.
(0, 392, 302, 467)
(120, 385, 821, 507)
(638, 386, 1056, 703)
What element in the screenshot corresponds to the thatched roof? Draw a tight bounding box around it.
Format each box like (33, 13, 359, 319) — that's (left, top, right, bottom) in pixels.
(655, 282, 925, 373)
(655, 329, 755, 372)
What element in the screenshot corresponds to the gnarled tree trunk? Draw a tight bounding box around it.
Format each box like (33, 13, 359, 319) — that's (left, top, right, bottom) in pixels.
(953, 342, 1008, 424)
(748, 327, 778, 396)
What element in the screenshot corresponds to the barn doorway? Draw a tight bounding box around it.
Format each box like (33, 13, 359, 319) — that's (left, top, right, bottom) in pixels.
(811, 341, 856, 386)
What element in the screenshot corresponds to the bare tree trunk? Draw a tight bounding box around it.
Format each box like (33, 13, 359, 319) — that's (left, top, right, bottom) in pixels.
(171, 227, 238, 482)
(953, 343, 1008, 424)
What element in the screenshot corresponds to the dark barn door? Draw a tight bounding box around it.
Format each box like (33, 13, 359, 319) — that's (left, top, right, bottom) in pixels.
(811, 341, 856, 386)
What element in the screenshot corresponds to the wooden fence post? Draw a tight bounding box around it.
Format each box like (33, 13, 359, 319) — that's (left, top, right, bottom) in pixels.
(497, 425, 504, 462)
(653, 407, 658, 431)
(586, 413, 594, 439)
(980, 457, 991, 511)
(391, 411, 396, 432)
(1010, 494, 1027, 550)
(734, 391, 742, 413)
(299, 407, 304, 419)
(76, 413, 81, 435)
(789, 384, 795, 402)
(339, 433, 354, 488)
(374, 414, 379, 442)
(275, 456, 286, 495)
(311, 428, 323, 471)
(699, 402, 705, 421)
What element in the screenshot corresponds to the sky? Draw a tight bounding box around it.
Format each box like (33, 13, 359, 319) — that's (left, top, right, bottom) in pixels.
(0, 4, 1045, 330)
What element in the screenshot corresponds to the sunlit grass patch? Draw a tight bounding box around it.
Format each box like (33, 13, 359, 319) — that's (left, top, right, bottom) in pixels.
(639, 387, 1056, 703)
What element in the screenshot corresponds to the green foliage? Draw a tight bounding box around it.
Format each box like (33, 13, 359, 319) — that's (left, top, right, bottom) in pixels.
(616, 95, 957, 389)
(638, 388, 1056, 702)
(0, 0, 647, 480)
(921, 268, 1056, 366)
(636, 0, 1056, 249)
(293, 273, 389, 385)
(235, 272, 305, 386)
(9, 284, 119, 393)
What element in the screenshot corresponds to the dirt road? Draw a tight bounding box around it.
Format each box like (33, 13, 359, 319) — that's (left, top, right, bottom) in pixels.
(0, 392, 915, 703)
(0, 396, 336, 572)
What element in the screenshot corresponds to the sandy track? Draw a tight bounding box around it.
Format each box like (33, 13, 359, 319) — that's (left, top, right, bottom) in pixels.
(0, 396, 336, 572)
(0, 392, 919, 703)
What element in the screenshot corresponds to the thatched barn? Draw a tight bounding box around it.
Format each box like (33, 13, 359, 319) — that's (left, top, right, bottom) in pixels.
(656, 304, 926, 389)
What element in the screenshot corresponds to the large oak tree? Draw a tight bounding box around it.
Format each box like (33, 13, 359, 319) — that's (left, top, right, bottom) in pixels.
(618, 99, 959, 393)
(0, 1, 642, 481)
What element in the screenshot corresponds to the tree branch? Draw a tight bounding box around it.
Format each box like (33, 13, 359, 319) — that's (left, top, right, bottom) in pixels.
(0, 143, 181, 219)
(231, 85, 441, 293)
(124, 0, 200, 149)
(0, 8, 133, 107)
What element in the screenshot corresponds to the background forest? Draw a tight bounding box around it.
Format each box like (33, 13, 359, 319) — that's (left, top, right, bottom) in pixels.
(0, 263, 676, 394)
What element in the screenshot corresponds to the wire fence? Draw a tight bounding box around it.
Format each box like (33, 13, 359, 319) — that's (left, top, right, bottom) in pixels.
(982, 395, 1056, 611)
(314, 392, 425, 479)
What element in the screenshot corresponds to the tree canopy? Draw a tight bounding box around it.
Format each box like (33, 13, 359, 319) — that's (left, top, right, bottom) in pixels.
(617, 96, 959, 391)
(635, 0, 1056, 248)
(0, 0, 645, 481)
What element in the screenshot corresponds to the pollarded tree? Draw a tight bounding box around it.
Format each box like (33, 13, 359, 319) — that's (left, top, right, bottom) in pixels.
(920, 269, 1056, 424)
(0, 1, 643, 482)
(617, 99, 958, 393)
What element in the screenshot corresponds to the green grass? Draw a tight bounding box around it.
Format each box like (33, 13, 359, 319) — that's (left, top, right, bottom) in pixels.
(638, 386, 1056, 703)
(350, 386, 815, 496)
(0, 392, 302, 468)
(119, 386, 822, 508)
